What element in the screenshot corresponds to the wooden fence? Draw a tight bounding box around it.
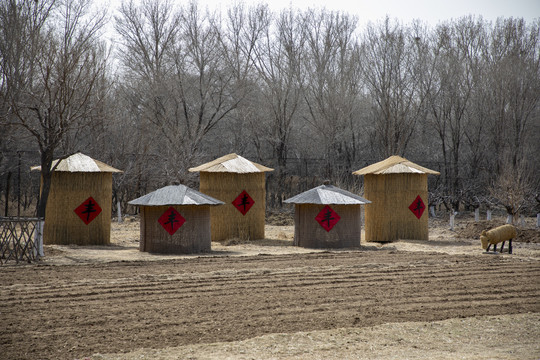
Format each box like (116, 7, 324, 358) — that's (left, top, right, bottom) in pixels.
(0, 217, 43, 264)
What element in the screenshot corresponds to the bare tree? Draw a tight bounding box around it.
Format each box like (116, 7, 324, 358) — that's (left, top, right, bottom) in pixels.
(1, 0, 109, 218)
(250, 7, 305, 174)
(301, 9, 362, 173)
(486, 18, 540, 173)
(426, 17, 485, 210)
(489, 155, 536, 222)
(115, 0, 250, 184)
(359, 17, 427, 157)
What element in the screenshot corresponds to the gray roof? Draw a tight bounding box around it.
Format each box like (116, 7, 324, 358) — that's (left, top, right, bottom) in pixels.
(283, 185, 371, 205)
(128, 185, 224, 206)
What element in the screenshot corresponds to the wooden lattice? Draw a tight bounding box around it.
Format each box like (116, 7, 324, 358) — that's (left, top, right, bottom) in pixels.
(0, 217, 43, 264)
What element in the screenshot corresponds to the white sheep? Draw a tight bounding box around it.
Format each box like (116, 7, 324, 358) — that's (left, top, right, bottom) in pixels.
(480, 224, 517, 254)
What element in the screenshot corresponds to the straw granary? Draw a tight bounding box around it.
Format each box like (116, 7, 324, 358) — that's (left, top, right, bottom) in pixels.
(284, 183, 371, 248)
(128, 184, 223, 254)
(31, 152, 122, 245)
(352, 155, 440, 242)
(189, 153, 273, 241)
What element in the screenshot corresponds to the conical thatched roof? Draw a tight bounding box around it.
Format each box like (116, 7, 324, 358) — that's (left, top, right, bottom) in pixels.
(284, 184, 371, 205)
(352, 155, 439, 175)
(31, 152, 122, 173)
(188, 153, 273, 173)
(128, 185, 224, 206)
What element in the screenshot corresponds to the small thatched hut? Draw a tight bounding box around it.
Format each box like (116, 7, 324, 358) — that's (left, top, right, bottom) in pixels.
(284, 184, 371, 248)
(189, 153, 273, 241)
(352, 155, 440, 242)
(128, 185, 223, 254)
(31, 152, 122, 245)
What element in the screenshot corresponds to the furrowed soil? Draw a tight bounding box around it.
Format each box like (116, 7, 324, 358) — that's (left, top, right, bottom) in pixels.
(1, 215, 539, 359)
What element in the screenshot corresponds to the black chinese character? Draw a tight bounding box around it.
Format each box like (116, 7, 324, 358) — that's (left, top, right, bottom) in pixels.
(164, 211, 178, 231)
(82, 199, 97, 222)
(322, 208, 334, 228)
(240, 193, 251, 212)
(413, 199, 424, 213)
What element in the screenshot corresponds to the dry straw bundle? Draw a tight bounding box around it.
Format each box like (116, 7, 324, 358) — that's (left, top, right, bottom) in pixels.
(189, 153, 273, 241)
(129, 185, 224, 254)
(31, 152, 122, 245)
(353, 156, 439, 242)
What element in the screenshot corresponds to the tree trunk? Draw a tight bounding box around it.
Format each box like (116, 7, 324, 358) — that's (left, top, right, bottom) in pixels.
(4, 172, 11, 217)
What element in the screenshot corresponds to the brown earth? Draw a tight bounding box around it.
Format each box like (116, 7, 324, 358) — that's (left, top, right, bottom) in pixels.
(1, 216, 540, 360)
(458, 219, 540, 243)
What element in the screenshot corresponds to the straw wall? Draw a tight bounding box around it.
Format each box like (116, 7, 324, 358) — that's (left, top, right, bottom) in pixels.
(43, 172, 112, 245)
(139, 205, 211, 254)
(199, 172, 266, 241)
(364, 173, 428, 242)
(293, 204, 361, 249)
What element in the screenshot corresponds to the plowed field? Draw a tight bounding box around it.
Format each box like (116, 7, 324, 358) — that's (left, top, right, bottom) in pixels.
(2, 250, 539, 360)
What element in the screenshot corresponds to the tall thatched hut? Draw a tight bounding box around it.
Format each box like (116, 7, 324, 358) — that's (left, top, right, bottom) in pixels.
(352, 155, 440, 242)
(284, 183, 371, 249)
(31, 152, 122, 245)
(128, 185, 223, 254)
(189, 153, 273, 241)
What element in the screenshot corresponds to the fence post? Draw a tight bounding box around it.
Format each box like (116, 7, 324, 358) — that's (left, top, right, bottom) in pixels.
(34, 219, 44, 258)
(117, 200, 123, 223)
(487, 209, 492, 221)
(537, 213, 540, 228)
(474, 208, 479, 222)
(449, 211, 455, 231)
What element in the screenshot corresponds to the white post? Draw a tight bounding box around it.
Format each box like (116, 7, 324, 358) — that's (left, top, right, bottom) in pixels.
(506, 214, 513, 224)
(430, 206, 436, 218)
(449, 213, 455, 231)
(117, 200, 123, 223)
(474, 208, 479, 222)
(537, 213, 540, 228)
(487, 210, 492, 221)
(34, 220, 44, 258)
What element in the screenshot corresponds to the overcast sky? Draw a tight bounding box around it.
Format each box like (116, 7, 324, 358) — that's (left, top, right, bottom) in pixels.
(194, 0, 539, 26)
(96, 0, 539, 44)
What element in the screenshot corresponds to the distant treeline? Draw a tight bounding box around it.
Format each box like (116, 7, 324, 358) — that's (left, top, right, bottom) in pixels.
(1, 1, 539, 218)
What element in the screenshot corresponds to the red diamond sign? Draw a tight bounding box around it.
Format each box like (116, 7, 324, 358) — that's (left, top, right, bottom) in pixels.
(315, 205, 341, 232)
(74, 197, 102, 225)
(158, 207, 185, 235)
(409, 195, 426, 219)
(232, 190, 254, 216)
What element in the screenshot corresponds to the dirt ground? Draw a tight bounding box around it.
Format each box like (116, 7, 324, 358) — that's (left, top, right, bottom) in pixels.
(1, 214, 539, 360)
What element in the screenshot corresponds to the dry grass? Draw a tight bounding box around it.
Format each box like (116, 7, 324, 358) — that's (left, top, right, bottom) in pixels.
(44, 172, 112, 246)
(363, 173, 430, 242)
(200, 172, 267, 241)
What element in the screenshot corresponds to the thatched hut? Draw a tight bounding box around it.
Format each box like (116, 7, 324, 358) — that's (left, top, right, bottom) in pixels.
(284, 184, 371, 249)
(128, 185, 223, 254)
(31, 152, 122, 245)
(352, 155, 440, 242)
(189, 153, 273, 241)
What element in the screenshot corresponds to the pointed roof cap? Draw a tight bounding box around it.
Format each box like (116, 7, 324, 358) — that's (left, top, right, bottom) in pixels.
(30, 152, 122, 173)
(128, 185, 224, 206)
(284, 184, 371, 205)
(352, 155, 440, 175)
(189, 153, 273, 173)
